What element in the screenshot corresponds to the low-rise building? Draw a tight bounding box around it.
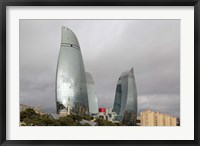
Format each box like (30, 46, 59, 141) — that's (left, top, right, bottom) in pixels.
(48, 113, 61, 120)
(140, 109, 177, 126)
(96, 108, 118, 122)
(80, 119, 98, 126)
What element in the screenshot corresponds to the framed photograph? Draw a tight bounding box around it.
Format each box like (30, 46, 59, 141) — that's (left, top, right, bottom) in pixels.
(0, 0, 199, 146)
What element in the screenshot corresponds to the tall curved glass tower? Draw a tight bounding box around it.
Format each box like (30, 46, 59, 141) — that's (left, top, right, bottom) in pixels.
(85, 72, 98, 114)
(56, 26, 89, 115)
(112, 68, 137, 125)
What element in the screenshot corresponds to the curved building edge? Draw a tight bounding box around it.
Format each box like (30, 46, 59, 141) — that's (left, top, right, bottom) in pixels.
(56, 26, 89, 116)
(85, 72, 98, 114)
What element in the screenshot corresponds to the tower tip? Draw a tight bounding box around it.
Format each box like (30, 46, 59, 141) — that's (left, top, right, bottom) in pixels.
(130, 67, 134, 75)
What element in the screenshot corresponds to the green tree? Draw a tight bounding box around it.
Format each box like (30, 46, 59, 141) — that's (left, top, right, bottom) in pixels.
(82, 115, 94, 121)
(20, 108, 38, 122)
(58, 116, 74, 126)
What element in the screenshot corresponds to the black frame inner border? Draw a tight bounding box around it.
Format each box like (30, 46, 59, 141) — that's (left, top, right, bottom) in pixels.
(0, 0, 199, 146)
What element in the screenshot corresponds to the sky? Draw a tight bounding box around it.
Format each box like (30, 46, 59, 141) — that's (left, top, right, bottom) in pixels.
(19, 19, 180, 117)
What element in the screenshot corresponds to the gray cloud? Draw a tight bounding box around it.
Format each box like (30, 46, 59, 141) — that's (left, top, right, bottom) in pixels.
(138, 94, 180, 117)
(20, 20, 180, 117)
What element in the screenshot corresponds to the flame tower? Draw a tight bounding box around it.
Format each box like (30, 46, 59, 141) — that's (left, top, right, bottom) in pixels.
(112, 68, 138, 125)
(56, 26, 89, 115)
(85, 72, 98, 114)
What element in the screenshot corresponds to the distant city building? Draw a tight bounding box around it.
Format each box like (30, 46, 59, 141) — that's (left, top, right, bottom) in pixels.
(59, 109, 68, 117)
(20, 104, 45, 115)
(112, 68, 138, 126)
(140, 109, 177, 126)
(56, 26, 89, 116)
(97, 108, 107, 120)
(97, 108, 117, 122)
(85, 72, 98, 114)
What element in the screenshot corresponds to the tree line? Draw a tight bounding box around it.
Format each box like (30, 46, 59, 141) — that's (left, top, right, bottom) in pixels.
(20, 108, 124, 126)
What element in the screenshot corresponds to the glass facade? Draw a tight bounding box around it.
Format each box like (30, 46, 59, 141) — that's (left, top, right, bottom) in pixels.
(113, 84, 122, 115)
(56, 26, 89, 115)
(112, 68, 138, 125)
(85, 72, 98, 114)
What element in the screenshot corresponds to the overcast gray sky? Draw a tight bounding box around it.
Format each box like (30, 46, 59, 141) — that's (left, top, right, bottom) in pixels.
(20, 19, 180, 117)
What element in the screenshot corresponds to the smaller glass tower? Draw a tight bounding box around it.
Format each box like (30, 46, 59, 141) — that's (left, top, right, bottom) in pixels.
(85, 72, 98, 114)
(112, 68, 138, 125)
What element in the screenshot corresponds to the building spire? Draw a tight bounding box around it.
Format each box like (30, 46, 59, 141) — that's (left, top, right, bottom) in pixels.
(67, 96, 70, 115)
(129, 67, 134, 75)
